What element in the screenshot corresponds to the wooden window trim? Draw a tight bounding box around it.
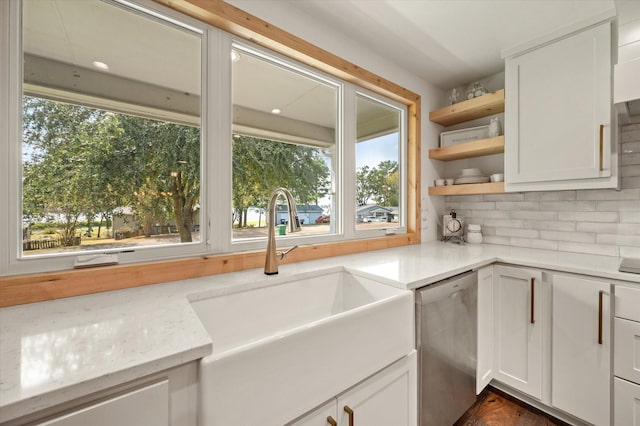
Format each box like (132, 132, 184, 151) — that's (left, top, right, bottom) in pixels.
(0, 0, 421, 307)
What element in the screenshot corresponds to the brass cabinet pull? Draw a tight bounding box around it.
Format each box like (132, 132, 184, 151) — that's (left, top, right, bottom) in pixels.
(344, 405, 354, 426)
(327, 416, 337, 426)
(598, 290, 604, 345)
(599, 124, 604, 171)
(530, 277, 535, 324)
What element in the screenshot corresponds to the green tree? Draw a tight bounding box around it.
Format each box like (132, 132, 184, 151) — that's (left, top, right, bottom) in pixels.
(232, 135, 330, 227)
(356, 160, 398, 207)
(114, 115, 200, 242)
(22, 97, 117, 245)
(22, 97, 200, 246)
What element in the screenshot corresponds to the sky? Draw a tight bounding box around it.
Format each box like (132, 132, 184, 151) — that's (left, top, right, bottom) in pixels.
(356, 132, 399, 169)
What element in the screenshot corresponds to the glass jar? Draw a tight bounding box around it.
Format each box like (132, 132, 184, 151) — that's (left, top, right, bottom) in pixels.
(466, 224, 483, 244)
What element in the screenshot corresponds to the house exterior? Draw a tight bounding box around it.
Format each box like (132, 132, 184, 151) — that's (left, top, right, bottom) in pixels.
(356, 205, 397, 222)
(276, 204, 324, 225)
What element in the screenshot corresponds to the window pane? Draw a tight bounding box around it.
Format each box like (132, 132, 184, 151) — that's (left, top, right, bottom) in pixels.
(231, 46, 337, 241)
(21, 0, 202, 257)
(355, 94, 402, 230)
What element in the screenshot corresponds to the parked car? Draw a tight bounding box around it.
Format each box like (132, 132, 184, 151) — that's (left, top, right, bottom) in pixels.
(363, 216, 377, 223)
(315, 214, 330, 223)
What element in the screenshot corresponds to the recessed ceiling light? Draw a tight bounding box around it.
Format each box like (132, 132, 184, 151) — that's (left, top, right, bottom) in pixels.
(92, 61, 109, 70)
(231, 50, 240, 62)
(271, 108, 281, 114)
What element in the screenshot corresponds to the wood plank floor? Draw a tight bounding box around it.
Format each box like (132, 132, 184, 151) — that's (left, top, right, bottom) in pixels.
(454, 387, 570, 426)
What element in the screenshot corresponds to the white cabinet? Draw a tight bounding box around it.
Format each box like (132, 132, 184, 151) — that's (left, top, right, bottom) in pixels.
(3, 363, 198, 426)
(614, 378, 640, 426)
(290, 352, 417, 426)
(552, 274, 611, 426)
(492, 265, 544, 399)
(476, 266, 494, 394)
(614, 285, 640, 426)
(36, 381, 169, 426)
(290, 400, 338, 426)
(504, 20, 617, 191)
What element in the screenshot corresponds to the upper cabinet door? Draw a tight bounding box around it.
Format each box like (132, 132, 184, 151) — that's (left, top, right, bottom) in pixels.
(505, 21, 616, 191)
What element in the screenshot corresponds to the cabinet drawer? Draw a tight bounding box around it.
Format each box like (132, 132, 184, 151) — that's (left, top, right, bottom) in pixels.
(614, 377, 640, 426)
(36, 380, 169, 426)
(616, 285, 640, 322)
(615, 317, 640, 384)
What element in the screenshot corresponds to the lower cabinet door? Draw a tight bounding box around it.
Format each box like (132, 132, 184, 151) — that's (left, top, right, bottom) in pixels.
(337, 352, 417, 426)
(552, 274, 611, 426)
(614, 377, 640, 426)
(289, 400, 338, 426)
(493, 265, 543, 399)
(36, 380, 169, 426)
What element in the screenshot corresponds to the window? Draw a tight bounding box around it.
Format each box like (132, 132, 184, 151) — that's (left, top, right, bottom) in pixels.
(355, 93, 404, 232)
(230, 44, 339, 242)
(2, 0, 413, 277)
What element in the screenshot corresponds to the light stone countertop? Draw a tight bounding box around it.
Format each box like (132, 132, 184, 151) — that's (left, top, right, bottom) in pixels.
(1, 241, 639, 422)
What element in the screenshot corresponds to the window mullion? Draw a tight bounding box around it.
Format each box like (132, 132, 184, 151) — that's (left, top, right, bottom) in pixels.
(342, 84, 357, 240)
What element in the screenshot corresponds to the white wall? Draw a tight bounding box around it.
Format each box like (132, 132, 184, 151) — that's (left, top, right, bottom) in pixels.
(226, 0, 445, 242)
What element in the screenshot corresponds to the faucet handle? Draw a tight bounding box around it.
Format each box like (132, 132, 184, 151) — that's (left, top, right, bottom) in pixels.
(277, 245, 299, 261)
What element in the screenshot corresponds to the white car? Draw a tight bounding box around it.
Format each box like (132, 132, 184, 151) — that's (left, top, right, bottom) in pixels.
(362, 216, 376, 223)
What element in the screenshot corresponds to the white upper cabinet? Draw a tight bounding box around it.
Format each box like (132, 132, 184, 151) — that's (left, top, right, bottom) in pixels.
(504, 20, 618, 191)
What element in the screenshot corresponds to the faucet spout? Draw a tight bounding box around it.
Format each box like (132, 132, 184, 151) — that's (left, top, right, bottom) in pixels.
(264, 188, 301, 275)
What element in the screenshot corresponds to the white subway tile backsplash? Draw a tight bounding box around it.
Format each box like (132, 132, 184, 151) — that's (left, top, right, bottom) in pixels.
(510, 211, 558, 220)
(483, 219, 525, 228)
(483, 193, 526, 202)
(621, 246, 640, 258)
(483, 235, 510, 245)
(510, 238, 558, 250)
(539, 230, 595, 243)
(560, 211, 619, 222)
(446, 195, 484, 202)
(495, 201, 539, 211)
(577, 188, 640, 200)
(558, 242, 619, 257)
(522, 220, 576, 231)
(621, 165, 640, 178)
(620, 211, 640, 223)
(621, 153, 640, 166)
(597, 234, 640, 247)
(622, 176, 640, 189)
(596, 200, 640, 211)
(496, 228, 539, 239)
(459, 202, 496, 210)
(539, 201, 596, 211)
(621, 131, 640, 144)
(465, 210, 511, 219)
(525, 191, 576, 201)
(576, 222, 640, 234)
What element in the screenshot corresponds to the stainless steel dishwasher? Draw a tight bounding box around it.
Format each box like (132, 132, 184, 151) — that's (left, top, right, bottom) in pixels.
(415, 270, 477, 426)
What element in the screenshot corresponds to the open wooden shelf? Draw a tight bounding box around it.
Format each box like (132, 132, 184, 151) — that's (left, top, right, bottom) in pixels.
(429, 136, 504, 161)
(429, 89, 505, 126)
(428, 182, 504, 196)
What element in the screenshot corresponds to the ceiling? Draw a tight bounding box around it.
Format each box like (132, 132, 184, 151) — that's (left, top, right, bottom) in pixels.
(230, 0, 634, 89)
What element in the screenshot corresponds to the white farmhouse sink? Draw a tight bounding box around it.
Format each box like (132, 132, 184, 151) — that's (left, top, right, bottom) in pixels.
(188, 267, 414, 426)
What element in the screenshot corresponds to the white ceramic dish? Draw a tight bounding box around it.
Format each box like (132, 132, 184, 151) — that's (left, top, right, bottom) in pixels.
(490, 173, 504, 182)
(454, 176, 490, 184)
(460, 168, 483, 177)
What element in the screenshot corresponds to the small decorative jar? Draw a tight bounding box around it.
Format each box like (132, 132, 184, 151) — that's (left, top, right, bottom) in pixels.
(466, 224, 483, 244)
(488, 117, 502, 137)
